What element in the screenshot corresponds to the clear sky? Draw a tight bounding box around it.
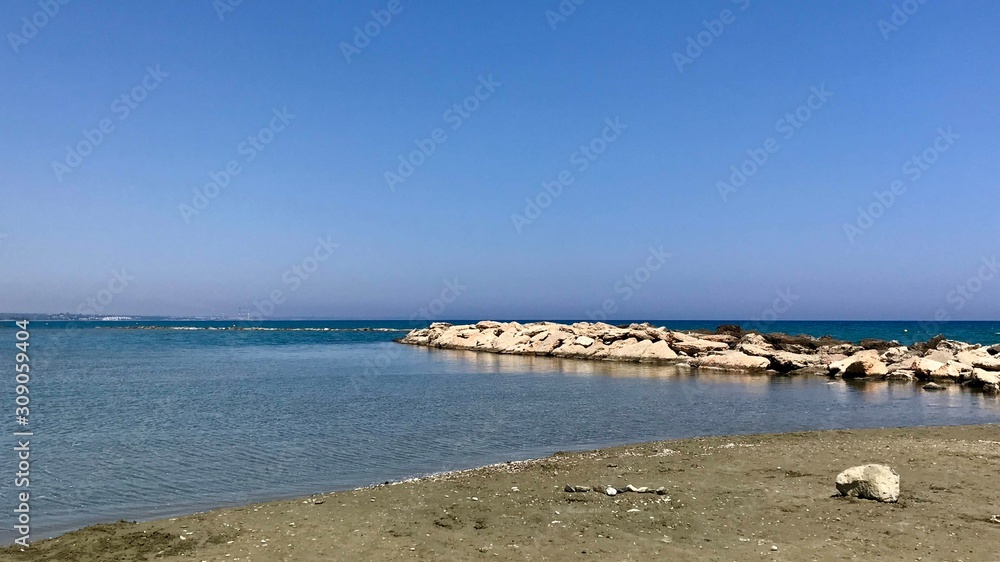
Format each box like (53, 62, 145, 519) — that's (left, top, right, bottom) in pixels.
(1, 1, 998, 321)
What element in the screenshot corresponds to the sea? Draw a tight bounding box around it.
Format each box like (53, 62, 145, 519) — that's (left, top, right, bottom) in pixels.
(1, 319, 999, 544)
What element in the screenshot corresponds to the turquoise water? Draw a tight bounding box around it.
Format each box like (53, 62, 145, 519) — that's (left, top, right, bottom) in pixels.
(1, 320, 998, 543)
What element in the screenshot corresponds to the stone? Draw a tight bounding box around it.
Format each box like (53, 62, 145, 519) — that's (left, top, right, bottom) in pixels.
(471, 329, 500, 351)
(860, 338, 896, 351)
(627, 323, 667, 341)
(699, 334, 738, 344)
(885, 369, 916, 381)
(599, 326, 631, 342)
(737, 343, 775, 358)
(739, 333, 770, 348)
(494, 327, 530, 352)
(564, 485, 591, 493)
(715, 324, 745, 337)
(956, 349, 991, 366)
(835, 464, 899, 502)
(606, 338, 652, 361)
(881, 346, 910, 362)
(640, 340, 678, 362)
(570, 322, 615, 339)
(605, 486, 618, 496)
(973, 368, 1000, 386)
(829, 350, 889, 378)
(970, 356, 1000, 371)
(575, 336, 595, 348)
(670, 333, 730, 355)
(937, 339, 980, 353)
(525, 331, 572, 355)
(435, 327, 481, 349)
(822, 343, 862, 356)
(905, 357, 946, 379)
(923, 349, 956, 364)
(551, 343, 588, 358)
(697, 351, 771, 371)
(973, 369, 1000, 394)
(930, 360, 973, 380)
(922, 382, 945, 391)
(475, 321, 501, 329)
(770, 351, 822, 372)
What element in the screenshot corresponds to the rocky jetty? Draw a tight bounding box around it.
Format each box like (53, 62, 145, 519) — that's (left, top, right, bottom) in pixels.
(399, 321, 1000, 392)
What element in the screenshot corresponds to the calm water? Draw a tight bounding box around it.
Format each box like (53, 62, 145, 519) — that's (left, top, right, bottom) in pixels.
(1, 320, 999, 543)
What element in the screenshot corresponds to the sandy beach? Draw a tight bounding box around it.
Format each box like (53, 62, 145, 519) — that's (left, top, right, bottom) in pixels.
(5, 424, 1000, 561)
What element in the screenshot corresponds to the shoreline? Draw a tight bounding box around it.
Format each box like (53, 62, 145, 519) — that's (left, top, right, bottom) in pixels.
(5, 424, 1000, 560)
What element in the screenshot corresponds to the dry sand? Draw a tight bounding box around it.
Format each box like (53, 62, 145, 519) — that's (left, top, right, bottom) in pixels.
(4, 424, 1000, 561)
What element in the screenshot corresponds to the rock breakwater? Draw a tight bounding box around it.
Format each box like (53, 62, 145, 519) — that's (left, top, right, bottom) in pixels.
(399, 321, 1000, 392)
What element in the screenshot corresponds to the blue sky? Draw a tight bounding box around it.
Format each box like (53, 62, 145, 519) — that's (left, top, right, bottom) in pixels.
(1, 1, 998, 320)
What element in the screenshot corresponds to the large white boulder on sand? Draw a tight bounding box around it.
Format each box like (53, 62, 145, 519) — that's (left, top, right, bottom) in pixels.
(836, 464, 899, 502)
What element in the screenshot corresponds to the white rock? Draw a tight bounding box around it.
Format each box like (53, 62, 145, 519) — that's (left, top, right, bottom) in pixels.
(697, 351, 771, 371)
(970, 356, 1000, 371)
(640, 340, 678, 362)
(904, 357, 946, 379)
(930, 360, 973, 380)
(923, 349, 956, 364)
(829, 350, 889, 378)
(974, 368, 1000, 385)
(606, 338, 652, 361)
(670, 332, 730, 355)
(835, 464, 899, 502)
(881, 346, 910, 362)
(575, 336, 595, 348)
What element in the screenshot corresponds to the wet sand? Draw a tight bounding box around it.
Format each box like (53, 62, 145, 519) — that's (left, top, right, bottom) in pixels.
(4, 424, 1000, 561)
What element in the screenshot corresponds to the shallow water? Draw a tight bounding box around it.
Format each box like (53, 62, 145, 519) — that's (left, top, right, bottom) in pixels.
(1, 320, 998, 543)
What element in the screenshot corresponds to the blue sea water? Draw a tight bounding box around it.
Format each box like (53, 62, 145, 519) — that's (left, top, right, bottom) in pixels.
(0, 319, 998, 544)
